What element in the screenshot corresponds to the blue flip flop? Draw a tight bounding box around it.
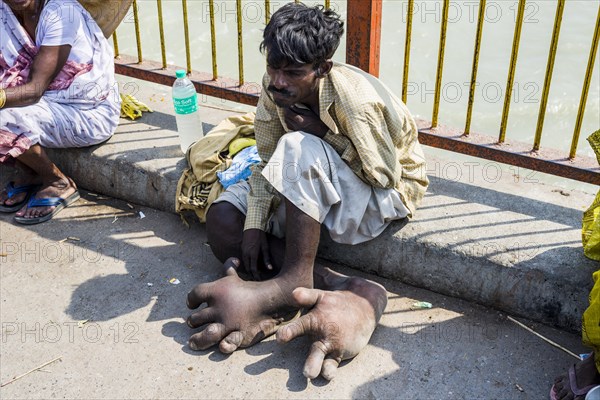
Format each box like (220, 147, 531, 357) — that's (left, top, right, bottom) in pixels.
(14, 190, 80, 225)
(0, 182, 40, 213)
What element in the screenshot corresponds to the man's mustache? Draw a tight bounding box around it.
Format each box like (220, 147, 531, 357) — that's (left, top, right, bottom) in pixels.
(267, 85, 292, 97)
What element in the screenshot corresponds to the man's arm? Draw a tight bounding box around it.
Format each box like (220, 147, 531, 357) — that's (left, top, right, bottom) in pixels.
(245, 79, 285, 231)
(242, 75, 286, 278)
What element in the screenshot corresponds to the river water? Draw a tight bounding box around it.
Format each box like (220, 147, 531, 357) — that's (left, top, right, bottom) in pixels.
(114, 0, 599, 160)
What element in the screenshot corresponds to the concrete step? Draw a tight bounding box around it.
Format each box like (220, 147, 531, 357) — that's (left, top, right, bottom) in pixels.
(3, 76, 597, 332)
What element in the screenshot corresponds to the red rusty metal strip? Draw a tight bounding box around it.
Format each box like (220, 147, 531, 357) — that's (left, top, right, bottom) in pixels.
(416, 119, 600, 185)
(346, 0, 382, 76)
(114, 55, 259, 106)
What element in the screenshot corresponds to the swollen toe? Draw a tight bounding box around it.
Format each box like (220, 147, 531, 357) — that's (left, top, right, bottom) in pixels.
(303, 364, 320, 380)
(187, 307, 217, 328)
(188, 323, 227, 351)
(219, 331, 243, 353)
(321, 357, 340, 381)
(303, 342, 327, 379)
(223, 257, 241, 276)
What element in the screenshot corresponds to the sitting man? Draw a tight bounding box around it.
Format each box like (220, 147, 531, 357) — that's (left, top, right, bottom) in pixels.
(186, 2, 428, 380)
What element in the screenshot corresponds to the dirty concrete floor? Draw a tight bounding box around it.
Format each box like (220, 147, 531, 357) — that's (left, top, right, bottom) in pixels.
(0, 192, 589, 399)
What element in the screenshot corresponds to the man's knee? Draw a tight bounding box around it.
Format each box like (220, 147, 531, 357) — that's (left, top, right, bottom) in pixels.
(206, 201, 245, 262)
(271, 131, 331, 178)
(206, 201, 244, 239)
(276, 131, 319, 154)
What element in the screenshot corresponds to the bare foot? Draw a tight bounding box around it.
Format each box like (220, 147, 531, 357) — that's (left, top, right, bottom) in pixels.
(276, 267, 388, 380)
(552, 353, 600, 399)
(186, 258, 299, 353)
(15, 177, 77, 220)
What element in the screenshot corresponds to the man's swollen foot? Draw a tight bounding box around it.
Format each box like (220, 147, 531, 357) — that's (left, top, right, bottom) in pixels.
(186, 257, 302, 353)
(552, 353, 600, 400)
(276, 265, 388, 381)
(15, 176, 77, 220)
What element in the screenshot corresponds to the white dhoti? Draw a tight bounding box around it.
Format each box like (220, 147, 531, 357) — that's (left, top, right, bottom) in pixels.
(216, 131, 409, 245)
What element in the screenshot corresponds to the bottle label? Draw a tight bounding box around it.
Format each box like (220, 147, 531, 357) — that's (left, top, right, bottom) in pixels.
(174, 93, 198, 115)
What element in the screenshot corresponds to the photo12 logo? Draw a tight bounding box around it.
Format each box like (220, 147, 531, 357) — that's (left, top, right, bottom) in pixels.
(2, 321, 140, 344)
(0, 240, 139, 264)
(196, 1, 343, 24)
(401, 1, 540, 24)
(407, 81, 540, 105)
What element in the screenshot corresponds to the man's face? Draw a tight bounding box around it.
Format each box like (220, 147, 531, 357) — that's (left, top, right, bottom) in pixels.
(266, 63, 320, 108)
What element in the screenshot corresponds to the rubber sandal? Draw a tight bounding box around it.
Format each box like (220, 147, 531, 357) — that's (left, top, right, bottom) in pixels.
(14, 190, 80, 225)
(0, 182, 40, 213)
(588, 386, 600, 400)
(550, 364, 600, 400)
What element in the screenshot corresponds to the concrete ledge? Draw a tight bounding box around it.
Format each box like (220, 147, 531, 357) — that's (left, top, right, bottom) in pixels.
(4, 77, 597, 332)
(319, 174, 597, 331)
(46, 107, 235, 214)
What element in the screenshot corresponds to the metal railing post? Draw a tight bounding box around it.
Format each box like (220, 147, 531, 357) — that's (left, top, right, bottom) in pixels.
(534, 0, 565, 151)
(346, 0, 382, 76)
(499, 0, 526, 143)
(570, 4, 600, 159)
(402, 0, 414, 104)
(431, 0, 450, 128)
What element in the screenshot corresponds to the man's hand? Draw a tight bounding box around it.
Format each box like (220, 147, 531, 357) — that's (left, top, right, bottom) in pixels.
(283, 105, 329, 138)
(242, 228, 272, 281)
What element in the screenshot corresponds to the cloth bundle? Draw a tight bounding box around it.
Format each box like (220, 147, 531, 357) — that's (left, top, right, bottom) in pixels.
(77, 0, 133, 38)
(217, 145, 261, 189)
(176, 112, 256, 222)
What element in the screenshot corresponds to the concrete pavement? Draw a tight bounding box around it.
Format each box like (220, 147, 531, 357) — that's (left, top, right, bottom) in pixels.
(0, 193, 590, 399)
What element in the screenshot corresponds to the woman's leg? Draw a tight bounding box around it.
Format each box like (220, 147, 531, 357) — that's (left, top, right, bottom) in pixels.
(13, 144, 77, 220)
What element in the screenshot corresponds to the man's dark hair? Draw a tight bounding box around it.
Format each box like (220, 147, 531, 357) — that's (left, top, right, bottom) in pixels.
(260, 3, 344, 69)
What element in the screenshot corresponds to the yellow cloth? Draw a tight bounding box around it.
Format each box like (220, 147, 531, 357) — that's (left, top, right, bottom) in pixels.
(78, 1, 133, 38)
(584, 192, 600, 262)
(246, 62, 429, 231)
(583, 130, 600, 261)
(582, 270, 600, 372)
(582, 130, 600, 371)
(176, 112, 255, 222)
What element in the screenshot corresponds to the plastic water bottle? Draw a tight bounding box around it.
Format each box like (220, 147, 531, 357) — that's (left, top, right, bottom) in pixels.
(172, 69, 202, 154)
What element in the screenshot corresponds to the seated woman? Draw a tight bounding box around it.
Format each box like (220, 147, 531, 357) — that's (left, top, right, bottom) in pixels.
(0, 0, 121, 224)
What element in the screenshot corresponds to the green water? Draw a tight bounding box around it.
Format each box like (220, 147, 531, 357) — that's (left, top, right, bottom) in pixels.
(113, 0, 599, 162)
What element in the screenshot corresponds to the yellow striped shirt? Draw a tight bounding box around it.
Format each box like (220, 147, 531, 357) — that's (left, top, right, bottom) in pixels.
(245, 62, 429, 232)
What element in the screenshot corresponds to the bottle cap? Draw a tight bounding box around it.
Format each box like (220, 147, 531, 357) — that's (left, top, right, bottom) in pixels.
(175, 70, 186, 79)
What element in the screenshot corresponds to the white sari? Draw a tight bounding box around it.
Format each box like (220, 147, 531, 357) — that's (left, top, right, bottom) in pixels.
(0, 0, 120, 163)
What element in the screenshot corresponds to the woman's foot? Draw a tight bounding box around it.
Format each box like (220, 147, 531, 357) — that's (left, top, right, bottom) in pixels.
(552, 353, 600, 399)
(0, 175, 42, 209)
(15, 177, 78, 221)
